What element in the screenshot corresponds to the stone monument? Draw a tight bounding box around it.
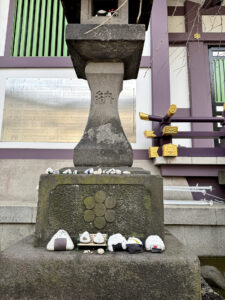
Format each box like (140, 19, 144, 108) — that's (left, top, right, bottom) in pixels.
(0, 1, 201, 299)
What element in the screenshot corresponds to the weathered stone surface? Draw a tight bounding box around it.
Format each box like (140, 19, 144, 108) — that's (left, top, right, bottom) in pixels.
(66, 24, 145, 80)
(201, 277, 224, 300)
(201, 265, 225, 290)
(34, 171, 164, 247)
(0, 233, 201, 300)
(73, 62, 133, 167)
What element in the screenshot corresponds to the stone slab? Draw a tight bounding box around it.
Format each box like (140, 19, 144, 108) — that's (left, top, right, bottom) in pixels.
(218, 171, 225, 185)
(0, 233, 201, 300)
(34, 172, 164, 247)
(167, 224, 225, 257)
(66, 24, 145, 80)
(164, 204, 225, 225)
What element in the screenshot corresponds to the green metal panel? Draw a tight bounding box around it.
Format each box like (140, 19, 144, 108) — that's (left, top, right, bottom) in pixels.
(44, 0, 52, 56)
(50, 0, 58, 56)
(12, 0, 23, 56)
(32, 0, 41, 56)
(219, 59, 225, 102)
(213, 59, 225, 103)
(25, 0, 35, 56)
(215, 60, 221, 103)
(57, 2, 64, 57)
(19, 0, 28, 56)
(10, 0, 18, 56)
(63, 19, 68, 57)
(11, 0, 69, 57)
(38, 0, 46, 56)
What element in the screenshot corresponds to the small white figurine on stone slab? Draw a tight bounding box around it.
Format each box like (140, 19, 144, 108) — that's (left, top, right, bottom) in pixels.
(84, 168, 94, 174)
(45, 168, 54, 174)
(108, 233, 127, 252)
(126, 237, 143, 254)
(145, 235, 165, 253)
(93, 232, 105, 244)
(63, 169, 72, 174)
(46, 229, 74, 251)
(80, 231, 91, 243)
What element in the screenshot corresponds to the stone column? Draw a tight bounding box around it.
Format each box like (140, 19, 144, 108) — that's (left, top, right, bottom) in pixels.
(74, 62, 133, 167)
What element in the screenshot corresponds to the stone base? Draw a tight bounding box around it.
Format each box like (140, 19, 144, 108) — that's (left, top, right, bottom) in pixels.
(0, 233, 201, 300)
(35, 169, 164, 247)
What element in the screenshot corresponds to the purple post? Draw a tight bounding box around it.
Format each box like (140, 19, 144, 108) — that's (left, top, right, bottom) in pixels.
(150, 0, 170, 134)
(185, 1, 214, 147)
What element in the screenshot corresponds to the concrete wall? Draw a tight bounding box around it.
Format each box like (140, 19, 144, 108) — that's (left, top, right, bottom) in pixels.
(202, 15, 225, 33)
(168, 16, 185, 33)
(169, 46, 191, 147)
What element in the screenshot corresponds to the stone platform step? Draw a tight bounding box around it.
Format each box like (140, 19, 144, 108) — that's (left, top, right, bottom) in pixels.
(0, 232, 201, 300)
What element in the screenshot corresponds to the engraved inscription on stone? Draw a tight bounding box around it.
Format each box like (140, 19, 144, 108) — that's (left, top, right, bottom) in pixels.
(83, 190, 117, 229)
(95, 90, 115, 104)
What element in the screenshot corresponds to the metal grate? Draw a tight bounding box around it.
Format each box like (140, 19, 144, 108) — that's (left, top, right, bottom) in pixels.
(213, 59, 225, 103)
(10, 0, 69, 57)
(209, 50, 225, 146)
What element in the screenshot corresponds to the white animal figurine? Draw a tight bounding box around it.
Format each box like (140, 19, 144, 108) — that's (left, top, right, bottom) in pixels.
(145, 235, 165, 253)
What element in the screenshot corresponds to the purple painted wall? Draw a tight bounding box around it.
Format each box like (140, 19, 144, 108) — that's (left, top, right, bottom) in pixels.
(187, 43, 214, 147)
(0, 149, 149, 160)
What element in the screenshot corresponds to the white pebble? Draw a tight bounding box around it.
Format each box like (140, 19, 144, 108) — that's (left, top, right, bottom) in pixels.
(84, 168, 94, 174)
(83, 250, 91, 254)
(123, 171, 131, 175)
(63, 169, 72, 174)
(106, 168, 116, 174)
(97, 248, 105, 255)
(97, 168, 102, 175)
(115, 169, 122, 175)
(45, 168, 53, 174)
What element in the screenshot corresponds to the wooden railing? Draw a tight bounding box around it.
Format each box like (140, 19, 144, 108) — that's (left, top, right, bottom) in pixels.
(139, 104, 225, 158)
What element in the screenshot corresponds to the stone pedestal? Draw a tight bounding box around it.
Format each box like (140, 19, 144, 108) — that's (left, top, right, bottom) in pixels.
(34, 169, 164, 247)
(74, 62, 133, 167)
(0, 233, 201, 300)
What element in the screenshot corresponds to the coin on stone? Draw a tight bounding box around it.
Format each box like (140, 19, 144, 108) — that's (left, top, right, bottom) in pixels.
(84, 196, 95, 209)
(84, 210, 95, 222)
(105, 197, 116, 209)
(95, 190, 106, 203)
(94, 203, 106, 217)
(94, 217, 106, 229)
(105, 210, 116, 223)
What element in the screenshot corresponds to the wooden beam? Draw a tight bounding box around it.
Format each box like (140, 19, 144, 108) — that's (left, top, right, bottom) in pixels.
(202, 0, 223, 9)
